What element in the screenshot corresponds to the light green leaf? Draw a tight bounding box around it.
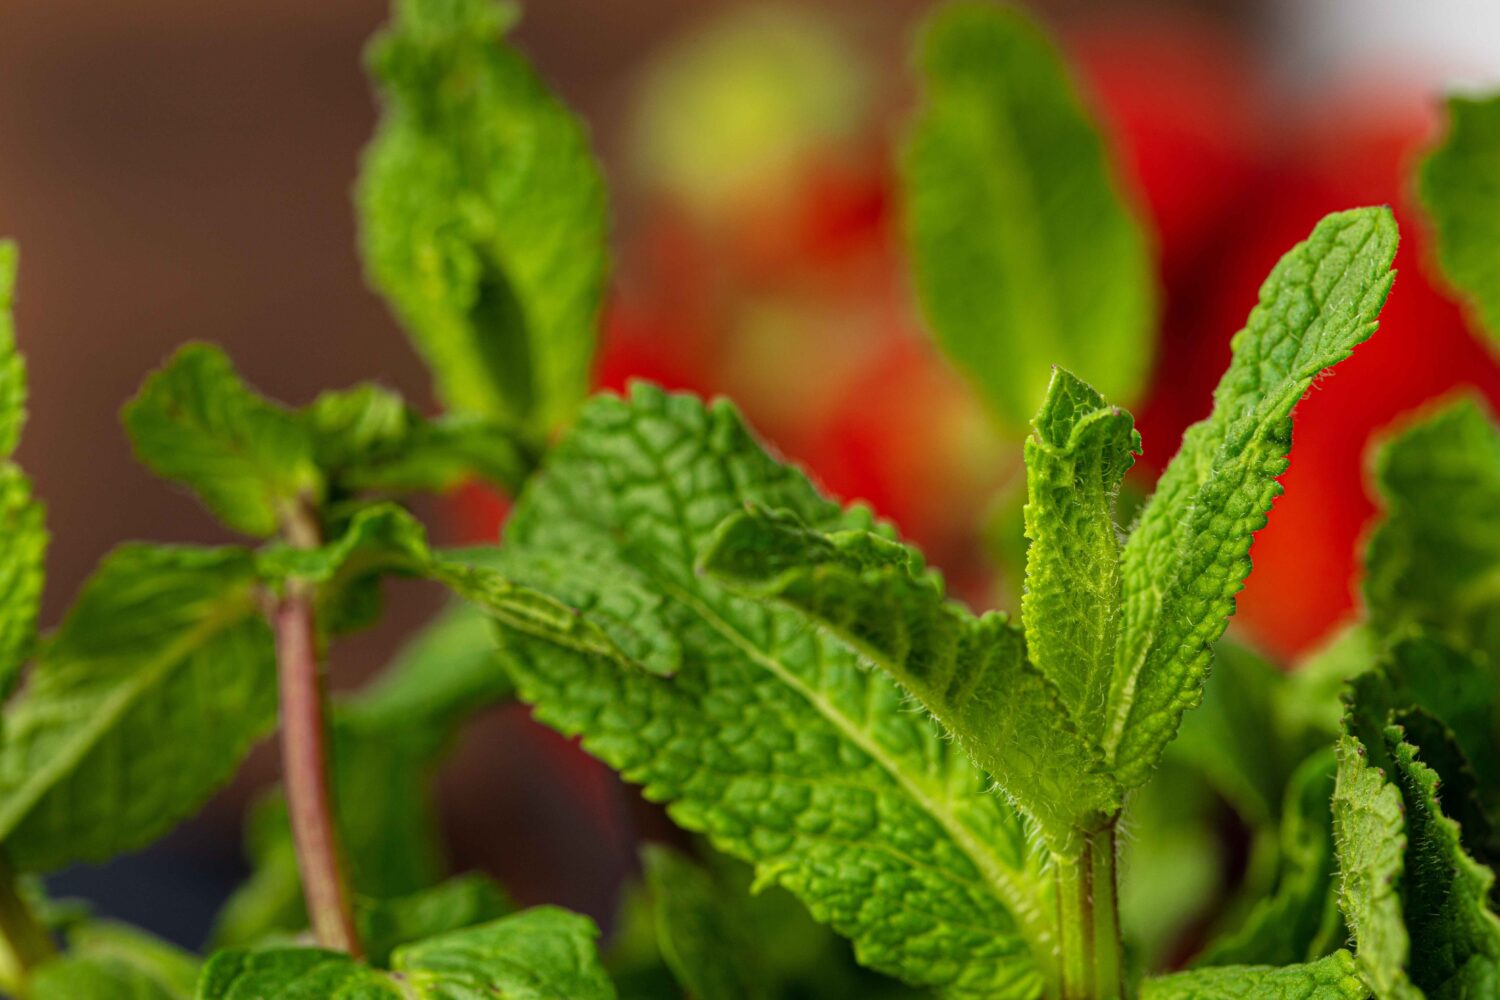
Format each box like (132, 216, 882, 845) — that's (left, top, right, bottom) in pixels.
(1418, 94, 1500, 351)
(33, 921, 202, 1000)
(491, 385, 1050, 996)
(1022, 367, 1138, 740)
(1141, 950, 1367, 1000)
(701, 501, 1118, 851)
(359, 0, 608, 435)
(0, 243, 47, 698)
(1278, 624, 1375, 742)
(304, 383, 534, 498)
(1365, 396, 1500, 654)
(1335, 673, 1500, 999)
(123, 344, 321, 537)
(0, 545, 276, 871)
(642, 845, 762, 1000)
(901, 1, 1154, 431)
(1195, 749, 1342, 967)
(209, 793, 305, 949)
(357, 872, 512, 968)
(199, 908, 615, 999)
(1106, 206, 1398, 789)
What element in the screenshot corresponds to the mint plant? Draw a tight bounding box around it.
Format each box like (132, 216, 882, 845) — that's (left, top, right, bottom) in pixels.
(0, 0, 1498, 998)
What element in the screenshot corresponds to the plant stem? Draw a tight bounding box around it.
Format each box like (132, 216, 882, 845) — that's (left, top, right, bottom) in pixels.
(0, 851, 54, 995)
(1052, 818, 1124, 1000)
(274, 504, 361, 957)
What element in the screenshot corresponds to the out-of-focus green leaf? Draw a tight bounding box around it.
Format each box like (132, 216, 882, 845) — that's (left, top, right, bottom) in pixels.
(356, 872, 512, 968)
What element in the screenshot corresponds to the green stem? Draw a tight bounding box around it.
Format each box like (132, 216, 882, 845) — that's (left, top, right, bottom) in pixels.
(1052, 818, 1125, 1000)
(0, 852, 55, 996)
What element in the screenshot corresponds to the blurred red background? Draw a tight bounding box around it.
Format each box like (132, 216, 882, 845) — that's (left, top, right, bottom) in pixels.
(3, 0, 1500, 948)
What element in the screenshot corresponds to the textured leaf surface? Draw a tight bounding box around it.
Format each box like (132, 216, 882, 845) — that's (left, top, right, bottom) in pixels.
(1419, 94, 1500, 351)
(702, 502, 1118, 850)
(200, 907, 614, 999)
(1365, 396, 1500, 654)
(1106, 207, 1398, 789)
(902, 1, 1154, 431)
(1196, 750, 1342, 967)
(0, 244, 45, 696)
(1335, 674, 1500, 999)
(359, 0, 607, 434)
(493, 385, 1050, 996)
(642, 845, 761, 1000)
(1021, 367, 1138, 740)
(1141, 950, 1367, 1000)
(0, 545, 276, 871)
(304, 383, 532, 498)
(124, 344, 321, 536)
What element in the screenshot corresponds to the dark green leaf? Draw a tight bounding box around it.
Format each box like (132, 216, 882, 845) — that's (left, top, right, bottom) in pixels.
(642, 845, 761, 1000)
(902, 1, 1154, 431)
(357, 872, 512, 968)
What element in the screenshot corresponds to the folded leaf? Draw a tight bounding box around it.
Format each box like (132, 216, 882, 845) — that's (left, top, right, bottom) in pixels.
(303, 383, 533, 497)
(1419, 94, 1500, 351)
(1365, 396, 1500, 654)
(1107, 207, 1399, 789)
(0, 545, 276, 871)
(0, 243, 47, 698)
(1022, 367, 1138, 740)
(1141, 950, 1367, 1000)
(1335, 675, 1500, 999)
(490, 385, 1050, 995)
(359, 0, 608, 435)
(643, 845, 762, 1000)
(199, 908, 614, 999)
(123, 344, 321, 537)
(702, 502, 1119, 850)
(902, 1, 1154, 431)
(1195, 749, 1342, 967)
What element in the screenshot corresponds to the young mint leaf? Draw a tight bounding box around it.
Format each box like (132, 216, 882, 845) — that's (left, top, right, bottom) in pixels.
(701, 501, 1119, 851)
(642, 845, 763, 1000)
(489, 385, 1051, 995)
(0, 244, 47, 698)
(1195, 749, 1342, 967)
(357, 873, 512, 968)
(304, 383, 534, 498)
(1335, 674, 1500, 998)
(1022, 367, 1138, 739)
(1365, 396, 1500, 653)
(123, 344, 321, 537)
(199, 907, 615, 999)
(902, 1, 1154, 431)
(1140, 950, 1367, 1000)
(1107, 206, 1399, 790)
(359, 0, 608, 435)
(32, 958, 187, 1000)
(51, 920, 201, 998)
(1418, 94, 1500, 351)
(0, 545, 276, 871)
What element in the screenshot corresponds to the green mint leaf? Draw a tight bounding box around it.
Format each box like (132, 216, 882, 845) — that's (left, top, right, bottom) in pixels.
(357, 873, 512, 968)
(200, 908, 615, 999)
(1277, 625, 1376, 743)
(47, 921, 202, 999)
(1418, 94, 1500, 350)
(0, 241, 24, 457)
(0, 545, 276, 871)
(490, 385, 1050, 995)
(642, 845, 763, 1000)
(303, 383, 533, 498)
(1365, 396, 1500, 653)
(359, 0, 608, 435)
(1022, 367, 1138, 738)
(32, 958, 187, 1000)
(1335, 674, 1500, 998)
(1107, 206, 1399, 789)
(1195, 749, 1343, 967)
(123, 344, 321, 537)
(901, 1, 1155, 431)
(1140, 950, 1367, 1000)
(0, 244, 46, 697)
(209, 793, 304, 949)
(701, 501, 1119, 850)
